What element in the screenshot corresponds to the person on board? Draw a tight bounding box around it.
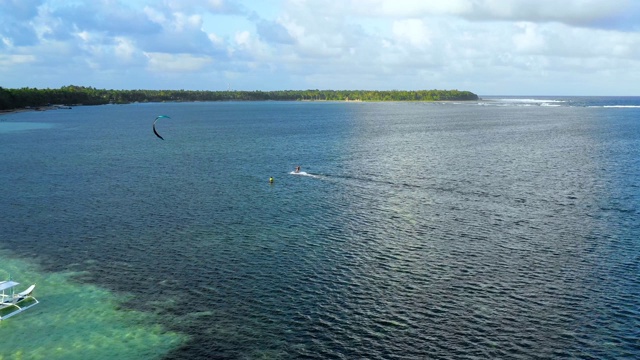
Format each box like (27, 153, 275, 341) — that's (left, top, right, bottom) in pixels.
(295, 166, 301, 173)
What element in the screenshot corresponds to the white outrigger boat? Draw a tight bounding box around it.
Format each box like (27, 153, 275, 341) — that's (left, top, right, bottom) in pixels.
(0, 279, 39, 320)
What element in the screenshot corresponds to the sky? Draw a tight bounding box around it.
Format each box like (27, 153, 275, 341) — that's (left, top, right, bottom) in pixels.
(1, 0, 639, 95)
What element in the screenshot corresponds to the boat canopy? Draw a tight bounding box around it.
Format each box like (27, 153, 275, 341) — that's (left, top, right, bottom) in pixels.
(0, 280, 39, 320)
(0, 281, 19, 292)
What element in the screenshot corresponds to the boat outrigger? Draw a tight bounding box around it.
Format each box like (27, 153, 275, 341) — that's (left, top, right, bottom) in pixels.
(0, 279, 39, 320)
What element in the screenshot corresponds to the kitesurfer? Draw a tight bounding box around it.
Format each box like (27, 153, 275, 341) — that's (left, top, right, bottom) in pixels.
(153, 115, 171, 140)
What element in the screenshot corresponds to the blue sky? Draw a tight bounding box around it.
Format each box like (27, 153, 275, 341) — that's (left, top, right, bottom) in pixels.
(1, 0, 639, 95)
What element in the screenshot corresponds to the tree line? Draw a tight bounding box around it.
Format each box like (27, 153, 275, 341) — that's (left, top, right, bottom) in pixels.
(0, 85, 478, 110)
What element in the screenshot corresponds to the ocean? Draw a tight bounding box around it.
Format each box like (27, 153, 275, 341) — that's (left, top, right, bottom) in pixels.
(0, 97, 638, 359)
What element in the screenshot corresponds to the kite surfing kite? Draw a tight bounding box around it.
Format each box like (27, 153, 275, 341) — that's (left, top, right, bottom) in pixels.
(153, 115, 171, 140)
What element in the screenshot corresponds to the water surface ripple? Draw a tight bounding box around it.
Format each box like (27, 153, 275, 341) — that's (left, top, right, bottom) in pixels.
(1, 99, 638, 359)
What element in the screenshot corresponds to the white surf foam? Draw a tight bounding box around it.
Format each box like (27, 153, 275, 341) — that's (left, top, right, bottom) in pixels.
(289, 171, 318, 178)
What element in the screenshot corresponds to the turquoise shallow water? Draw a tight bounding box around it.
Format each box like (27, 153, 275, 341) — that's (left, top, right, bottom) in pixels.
(0, 251, 185, 359)
(0, 121, 54, 133)
(0, 98, 639, 359)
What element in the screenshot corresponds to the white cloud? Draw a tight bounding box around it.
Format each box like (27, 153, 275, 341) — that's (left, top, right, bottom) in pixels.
(352, 0, 473, 17)
(144, 52, 213, 72)
(0, 0, 639, 94)
(391, 19, 432, 48)
(350, 0, 635, 29)
(164, 0, 244, 14)
(0, 54, 37, 67)
(207, 33, 224, 46)
(114, 36, 136, 62)
(234, 31, 250, 45)
(512, 23, 546, 53)
(256, 18, 294, 44)
(465, 0, 633, 27)
(171, 13, 203, 32)
(143, 6, 167, 24)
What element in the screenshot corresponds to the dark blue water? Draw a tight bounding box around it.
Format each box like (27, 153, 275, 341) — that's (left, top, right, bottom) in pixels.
(1, 98, 639, 359)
